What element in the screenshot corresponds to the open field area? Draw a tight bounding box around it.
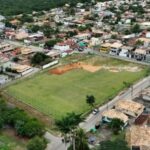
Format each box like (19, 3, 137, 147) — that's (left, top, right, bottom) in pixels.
(0, 130, 26, 150)
(5, 55, 148, 120)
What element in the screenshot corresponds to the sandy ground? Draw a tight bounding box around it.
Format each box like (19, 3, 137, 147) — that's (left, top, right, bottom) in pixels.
(49, 62, 141, 75)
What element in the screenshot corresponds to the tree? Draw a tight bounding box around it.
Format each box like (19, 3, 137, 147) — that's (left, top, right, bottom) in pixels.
(68, 128, 90, 150)
(20, 14, 34, 23)
(44, 39, 61, 48)
(27, 136, 47, 150)
(131, 24, 141, 33)
(31, 52, 50, 65)
(95, 139, 130, 150)
(29, 25, 40, 33)
(12, 57, 19, 62)
(56, 112, 83, 144)
(109, 118, 124, 134)
(56, 112, 83, 134)
(0, 118, 4, 129)
(21, 119, 44, 138)
(86, 95, 95, 108)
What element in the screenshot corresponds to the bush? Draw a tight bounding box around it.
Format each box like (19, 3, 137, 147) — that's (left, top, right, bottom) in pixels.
(20, 119, 45, 138)
(27, 136, 47, 150)
(31, 52, 51, 65)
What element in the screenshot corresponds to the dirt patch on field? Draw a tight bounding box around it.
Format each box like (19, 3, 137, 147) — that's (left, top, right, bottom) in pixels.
(102, 66, 141, 73)
(50, 62, 101, 75)
(49, 62, 141, 75)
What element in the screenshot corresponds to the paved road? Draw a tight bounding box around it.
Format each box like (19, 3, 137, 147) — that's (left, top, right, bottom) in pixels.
(80, 76, 150, 131)
(44, 132, 69, 150)
(84, 48, 150, 66)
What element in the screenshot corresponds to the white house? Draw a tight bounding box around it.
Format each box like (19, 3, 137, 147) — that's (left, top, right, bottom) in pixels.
(119, 46, 134, 58)
(109, 42, 123, 55)
(54, 44, 70, 52)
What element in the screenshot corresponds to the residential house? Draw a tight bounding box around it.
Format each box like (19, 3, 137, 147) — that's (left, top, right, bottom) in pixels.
(100, 42, 111, 52)
(15, 31, 29, 40)
(134, 48, 150, 61)
(115, 100, 145, 118)
(140, 22, 150, 29)
(134, 114, 150, 126)
(119, 46, 134, 58)
(102, 109, 129, 126)
(126, 126, 150, 150)
(46, 50, 61, 59)
(109, 42, 123, 55)
(11, 63, 33, 76)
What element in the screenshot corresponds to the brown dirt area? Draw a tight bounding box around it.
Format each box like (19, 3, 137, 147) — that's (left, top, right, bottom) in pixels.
(49, 62, 141, 75)
(49, 62, 101, 75)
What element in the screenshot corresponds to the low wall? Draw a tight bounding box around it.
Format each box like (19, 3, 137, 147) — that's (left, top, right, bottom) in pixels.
(42, 60, 59, 69)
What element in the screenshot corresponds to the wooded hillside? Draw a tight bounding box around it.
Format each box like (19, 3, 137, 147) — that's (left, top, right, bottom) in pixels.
(0, 0, 89, 16)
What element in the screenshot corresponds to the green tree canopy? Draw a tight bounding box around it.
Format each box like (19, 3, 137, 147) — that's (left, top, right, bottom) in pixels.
(86, 95, 95, 107)
(95, 139, 130, 150)
(27, 136, 47, 150)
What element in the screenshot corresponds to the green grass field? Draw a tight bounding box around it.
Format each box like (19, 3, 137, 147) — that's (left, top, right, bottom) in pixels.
(6, 56, 148, 120)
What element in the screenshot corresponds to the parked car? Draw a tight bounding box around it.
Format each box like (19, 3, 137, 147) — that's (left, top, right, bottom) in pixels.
(92, 108, 99, 115)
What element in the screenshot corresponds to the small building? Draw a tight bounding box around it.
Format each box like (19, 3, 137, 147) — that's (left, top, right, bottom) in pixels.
(21, 47, 33, 55)
(11, 64, 33, 76)
(46, 50, 61, 59)
(126, 126, 150, 150)
(15, 31, 29, 40)
(134, 48, 150, 61)
(119, 46, 134, 58)
(74, 33, 91, 40)
(100, 43, 111, 52)
(102, 109, 129, 126)
(115, 100, 145, 118)
(109, 42, 123, 55)
(140, 22, 150, 29)
(134, 114, 150, 126)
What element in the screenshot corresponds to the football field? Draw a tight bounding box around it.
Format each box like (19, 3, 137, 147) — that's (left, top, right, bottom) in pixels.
(6, 56, 148, 119)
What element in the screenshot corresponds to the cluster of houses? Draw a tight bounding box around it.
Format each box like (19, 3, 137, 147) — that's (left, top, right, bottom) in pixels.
(0, 0, 150, 67)
(101, 94, 150, 150)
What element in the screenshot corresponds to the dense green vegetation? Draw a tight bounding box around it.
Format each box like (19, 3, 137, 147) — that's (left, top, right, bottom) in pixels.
(0, 98, 45, 138)
(0, 0, 91, 16)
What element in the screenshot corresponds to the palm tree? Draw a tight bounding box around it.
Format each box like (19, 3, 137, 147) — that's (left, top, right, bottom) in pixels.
(86, 95, 95, 108)
(68, 128, 90, 150)
(56, 112, 84, 145)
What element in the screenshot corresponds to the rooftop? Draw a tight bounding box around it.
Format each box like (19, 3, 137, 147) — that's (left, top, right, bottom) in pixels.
(115, 100, 144, 114)
(126, 126, 150, 148)
(102, 109, 129, 123)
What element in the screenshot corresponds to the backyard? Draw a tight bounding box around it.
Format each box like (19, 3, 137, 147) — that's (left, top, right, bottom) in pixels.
(5, 55, 148, 120)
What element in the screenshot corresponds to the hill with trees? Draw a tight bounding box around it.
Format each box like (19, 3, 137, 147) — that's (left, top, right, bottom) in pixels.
(0, 0, 91, 16)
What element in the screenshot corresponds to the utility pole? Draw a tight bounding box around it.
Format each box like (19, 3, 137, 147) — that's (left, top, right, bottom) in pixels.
(131, 85, 133, 99)
(72, 130, 76, 150)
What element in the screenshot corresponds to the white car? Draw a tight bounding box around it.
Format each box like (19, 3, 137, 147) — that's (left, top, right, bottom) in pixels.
(92, 108, 99, 115)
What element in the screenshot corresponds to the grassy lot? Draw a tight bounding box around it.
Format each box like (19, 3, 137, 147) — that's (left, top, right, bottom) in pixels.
(6, 55, 148, 120)
(0, 131, 26, 150)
